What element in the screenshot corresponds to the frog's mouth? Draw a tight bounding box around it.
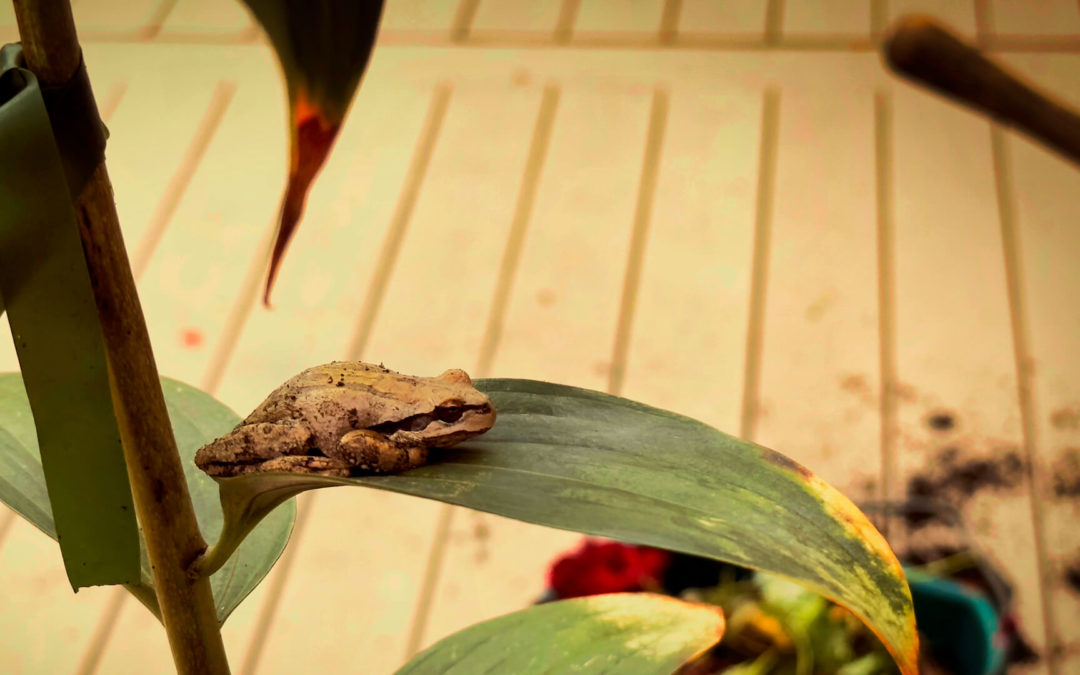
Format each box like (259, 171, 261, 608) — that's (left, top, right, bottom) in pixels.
(368, 403, 494, 436)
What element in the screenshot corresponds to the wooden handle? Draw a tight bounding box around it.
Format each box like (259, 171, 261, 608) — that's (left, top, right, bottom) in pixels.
(883, 15, 1080, 165)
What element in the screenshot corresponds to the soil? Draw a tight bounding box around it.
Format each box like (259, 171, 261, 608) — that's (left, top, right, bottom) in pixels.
(905, 446, 1026, 530)
(1052, 448, 1080, 498)
(1065, 556, 1080, 594)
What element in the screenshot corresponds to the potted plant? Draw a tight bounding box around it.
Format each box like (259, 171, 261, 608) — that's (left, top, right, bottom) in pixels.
(541, 498, 1041, 674)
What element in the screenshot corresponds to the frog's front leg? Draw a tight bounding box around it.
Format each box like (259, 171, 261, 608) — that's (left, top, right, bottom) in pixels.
(333, 429, 429, 474)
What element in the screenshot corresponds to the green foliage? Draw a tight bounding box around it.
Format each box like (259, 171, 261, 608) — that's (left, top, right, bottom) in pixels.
(397, 593, 725, 675)
(197, 379, 917, 673)
(0, 373, 294, 622)
(0, 44, 137, 588)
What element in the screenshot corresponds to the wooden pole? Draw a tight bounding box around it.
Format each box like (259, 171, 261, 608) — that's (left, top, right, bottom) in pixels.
(11, 2, 230, 672)
(883, 15, 1080, 166)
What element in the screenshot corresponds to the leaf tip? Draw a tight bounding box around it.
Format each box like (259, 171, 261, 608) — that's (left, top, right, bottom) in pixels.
(264, 95, 342, 304)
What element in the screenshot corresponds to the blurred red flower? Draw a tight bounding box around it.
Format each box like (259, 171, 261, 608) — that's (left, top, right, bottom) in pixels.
(548, 540, 671, 599)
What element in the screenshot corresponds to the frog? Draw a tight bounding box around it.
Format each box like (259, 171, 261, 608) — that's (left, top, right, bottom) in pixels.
(194, 361, 496, 477)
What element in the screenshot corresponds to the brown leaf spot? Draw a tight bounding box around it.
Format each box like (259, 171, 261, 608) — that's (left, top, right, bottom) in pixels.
(760, 448, 812, 480)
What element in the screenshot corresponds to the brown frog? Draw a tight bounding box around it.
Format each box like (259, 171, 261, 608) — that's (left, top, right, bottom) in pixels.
(194, 362, 495, 477)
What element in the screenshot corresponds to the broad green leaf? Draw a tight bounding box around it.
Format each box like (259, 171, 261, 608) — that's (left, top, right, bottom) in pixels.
(198, 379, 918, 674)
(397, 593, 725, 675)
(236, 0, 385, 302)
(0, 43, 138, 588)
(0, 373, 294, 623)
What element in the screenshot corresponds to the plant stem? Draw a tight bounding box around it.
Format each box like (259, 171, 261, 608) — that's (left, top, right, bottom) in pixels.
(11, 2, 230, 672)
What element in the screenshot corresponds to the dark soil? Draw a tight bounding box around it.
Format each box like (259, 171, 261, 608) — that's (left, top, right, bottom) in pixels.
(1051, 448, 1080, 498)
(905, 446, 1026, 529)
(926, 411, 956, 431)
(1065, 556, 1080, 594)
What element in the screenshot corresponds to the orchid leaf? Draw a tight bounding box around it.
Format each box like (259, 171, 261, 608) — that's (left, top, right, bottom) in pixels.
(397, 593, 725, 674)
(0, 373, 294, 623)
(236, 0, 385, 302)
(197, 379, 918, 673)
(0, 43, 138, 588)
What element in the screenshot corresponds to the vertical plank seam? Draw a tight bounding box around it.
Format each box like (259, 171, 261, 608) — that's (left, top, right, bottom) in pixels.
(764, 0, 785, 45)
(658, 0, 682, 44)
(406, 84, 561, 659)
(139, 0, 180, 41)
(450, 0, 481, 43)
(97, 81, 128, 124)
(347, 84, 453, 361)
(740, 88, 780, 442)
(198, 229, 276, 394)
(874, 90, 899, 525)
(974, 0, 993, 47)
(476, 85, 560, 383)
(554, 0, 582, 44)
(870, 0, 888, 41)
(991, 126, 1059, 672)
(239, 494, 318, 675)
(609, 87, 669, 396)
(76, 587, 128, 675)
(0, 509, 14, 551)
(402, 502, 457, 660)
(131, 81, 237, 280)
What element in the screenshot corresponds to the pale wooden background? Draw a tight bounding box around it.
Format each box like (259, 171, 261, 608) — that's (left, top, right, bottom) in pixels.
(0, 0, 1079, 673)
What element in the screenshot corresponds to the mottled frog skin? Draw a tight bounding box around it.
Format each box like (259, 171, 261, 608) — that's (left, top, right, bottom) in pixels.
(195, 362, 495, 477)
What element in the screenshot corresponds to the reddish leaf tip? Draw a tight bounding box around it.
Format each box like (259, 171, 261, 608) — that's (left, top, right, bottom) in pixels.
(263, 96, 341, 305)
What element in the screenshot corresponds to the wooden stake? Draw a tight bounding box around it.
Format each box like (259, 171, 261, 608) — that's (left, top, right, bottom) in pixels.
(11, 1, 230, 672)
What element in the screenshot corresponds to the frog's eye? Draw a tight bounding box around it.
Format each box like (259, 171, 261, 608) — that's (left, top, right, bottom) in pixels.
(437, 406, 464, 423)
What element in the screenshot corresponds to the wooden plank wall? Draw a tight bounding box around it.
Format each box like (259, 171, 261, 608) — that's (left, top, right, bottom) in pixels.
(0, 0, 1078, 673)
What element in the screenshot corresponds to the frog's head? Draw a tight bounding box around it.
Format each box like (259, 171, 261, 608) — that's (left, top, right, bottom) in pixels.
(372, 368, 496, 446)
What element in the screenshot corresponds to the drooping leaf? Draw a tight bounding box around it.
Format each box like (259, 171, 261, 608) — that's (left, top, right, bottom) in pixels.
(0, 44, 138, 588)
(0, 373, 294, 623)
(236, 0, 386, 303)
(397, 593, 725, 674)
(197, 379, 918, 673)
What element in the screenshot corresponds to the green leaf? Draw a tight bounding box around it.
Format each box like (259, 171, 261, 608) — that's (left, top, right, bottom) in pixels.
(0, 373, 294, 623)
(198, 379, 918, 673)
(0, 43, 138, 588)
(236, 0, 385, 302)
(160, 378, 296, 622)
(397, 593, 725, 674)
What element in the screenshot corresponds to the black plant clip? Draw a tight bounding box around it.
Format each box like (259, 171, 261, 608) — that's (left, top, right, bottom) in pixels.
(2, 42, 108, 198)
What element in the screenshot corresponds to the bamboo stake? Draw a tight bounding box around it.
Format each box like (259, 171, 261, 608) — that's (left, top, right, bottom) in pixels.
(883, 15, 1080, 166)
(11, 2, 230, 672)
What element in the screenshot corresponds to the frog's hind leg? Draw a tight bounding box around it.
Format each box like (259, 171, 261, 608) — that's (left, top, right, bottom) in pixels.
(194, 420, 314, 476)
(255, 455, 351, 477)
(334, 429, 428, 474)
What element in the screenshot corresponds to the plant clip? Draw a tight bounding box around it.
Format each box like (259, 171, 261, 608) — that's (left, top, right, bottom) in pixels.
(2, 42, 108, 198)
